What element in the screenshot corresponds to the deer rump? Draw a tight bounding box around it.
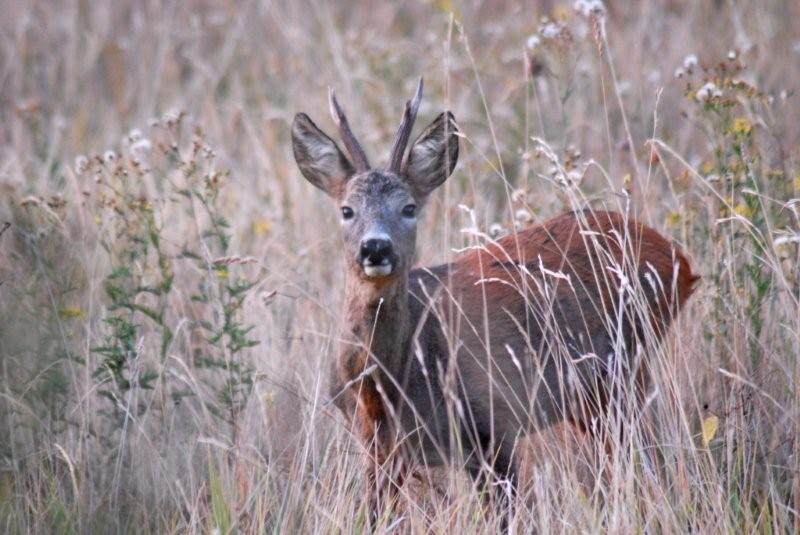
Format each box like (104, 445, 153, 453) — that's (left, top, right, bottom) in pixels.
(373, 210, 698, 476)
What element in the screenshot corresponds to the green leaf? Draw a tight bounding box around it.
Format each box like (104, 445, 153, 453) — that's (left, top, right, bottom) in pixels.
(138, 370, 159, 390)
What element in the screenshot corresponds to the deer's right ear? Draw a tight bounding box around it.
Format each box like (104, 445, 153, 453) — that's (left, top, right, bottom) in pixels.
(403, 112, 459, 200)
(291, 113, 354, 197)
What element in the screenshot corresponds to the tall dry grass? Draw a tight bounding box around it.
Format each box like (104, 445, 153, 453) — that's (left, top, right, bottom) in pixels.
(0, 0, 798, 533)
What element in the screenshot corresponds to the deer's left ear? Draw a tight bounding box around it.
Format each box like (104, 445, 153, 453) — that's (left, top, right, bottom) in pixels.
(291, 113, 355, 198)
(403, 112, 459, 199)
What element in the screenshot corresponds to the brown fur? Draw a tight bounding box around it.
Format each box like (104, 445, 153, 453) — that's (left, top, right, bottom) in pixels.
(332, 209, 697, 517)
(451, 210, 697, 341)
(292, 87, 697, 522)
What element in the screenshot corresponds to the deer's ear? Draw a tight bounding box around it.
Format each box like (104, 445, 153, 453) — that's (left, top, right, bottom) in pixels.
(291, 113, 354, 197)
(403, 112, 459, 200)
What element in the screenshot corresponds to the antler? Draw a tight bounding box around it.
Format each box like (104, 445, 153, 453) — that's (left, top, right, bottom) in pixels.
(387, 78, 423, 173)
(328, 88, 370, 173)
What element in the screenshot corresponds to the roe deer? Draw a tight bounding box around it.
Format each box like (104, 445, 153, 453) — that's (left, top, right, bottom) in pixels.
(291, 78, 698, 522)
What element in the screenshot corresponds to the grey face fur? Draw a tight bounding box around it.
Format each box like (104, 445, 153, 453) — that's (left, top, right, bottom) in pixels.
(339, 171, 418, 279)
(291, 92, 458, 282)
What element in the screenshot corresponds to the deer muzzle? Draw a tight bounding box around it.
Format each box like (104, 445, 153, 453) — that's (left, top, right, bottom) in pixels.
(359, 236, 395, 278)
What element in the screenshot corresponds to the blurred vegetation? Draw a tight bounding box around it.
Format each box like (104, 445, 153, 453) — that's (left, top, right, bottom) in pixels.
(0, 0, 797, 532)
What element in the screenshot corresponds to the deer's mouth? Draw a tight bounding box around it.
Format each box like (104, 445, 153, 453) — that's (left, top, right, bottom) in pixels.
(362, 258, 394, 278)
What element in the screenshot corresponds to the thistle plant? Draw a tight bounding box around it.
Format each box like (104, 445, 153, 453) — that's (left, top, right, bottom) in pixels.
(82, 115, 261, 443)
(86, 144, 174, 424)
(679, 52, 788, 364)
(174, 132, 260, 444)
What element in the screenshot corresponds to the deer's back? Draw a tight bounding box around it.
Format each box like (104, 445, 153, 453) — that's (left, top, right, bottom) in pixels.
(406, 210, 697, 454)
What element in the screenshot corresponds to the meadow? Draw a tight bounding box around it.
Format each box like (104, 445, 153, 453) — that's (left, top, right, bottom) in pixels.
(0, 0, 798, 532)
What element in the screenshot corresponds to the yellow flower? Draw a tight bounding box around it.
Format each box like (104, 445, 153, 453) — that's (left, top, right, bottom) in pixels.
(700, 160, 715, 175)
(215, 267, 229, 279)
(622, 173, 632, 189)
(435, 0, 458, 16)
(60, 306, 86, 320)
(252, 218, 272, 236)
(553, 3, 571, 21)
(731, 116, 752, 135)
(482, 158, 502, 173)
(701, 415, 719, 447)
(666, 211, 681, 228)
(734, 202, 753, 218)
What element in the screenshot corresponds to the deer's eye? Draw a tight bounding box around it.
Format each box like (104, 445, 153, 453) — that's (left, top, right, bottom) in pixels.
(341, 206, 354, 220)
(401, 204, 416, 218)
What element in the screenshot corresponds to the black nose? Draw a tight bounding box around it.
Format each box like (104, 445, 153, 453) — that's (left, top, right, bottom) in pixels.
(359, 238, 393, 264)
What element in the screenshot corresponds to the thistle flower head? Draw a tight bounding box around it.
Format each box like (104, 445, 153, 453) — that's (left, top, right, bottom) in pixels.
(573, 0, 606, 18)
(696, 81, 722, 102)
(489, 223, 505, 238)
(683, 54, 699, 71)
(74, 155, 89, 175)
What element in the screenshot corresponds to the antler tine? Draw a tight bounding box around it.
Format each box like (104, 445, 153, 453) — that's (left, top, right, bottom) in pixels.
(388, 77, 424, 173)
(328, 87, 370, 173)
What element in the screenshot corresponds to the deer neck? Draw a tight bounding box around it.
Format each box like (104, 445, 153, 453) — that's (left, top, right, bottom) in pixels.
(342, 272, 410, 376)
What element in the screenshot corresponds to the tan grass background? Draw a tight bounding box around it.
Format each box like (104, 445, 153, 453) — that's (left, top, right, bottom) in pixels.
(0, 1, 798, 532)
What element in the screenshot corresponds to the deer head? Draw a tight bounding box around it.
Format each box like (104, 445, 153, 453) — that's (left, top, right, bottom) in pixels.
(291, 79, 459, 284)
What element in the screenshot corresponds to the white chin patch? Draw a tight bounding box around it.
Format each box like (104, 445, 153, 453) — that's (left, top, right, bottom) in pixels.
(363, 264, 393, 278)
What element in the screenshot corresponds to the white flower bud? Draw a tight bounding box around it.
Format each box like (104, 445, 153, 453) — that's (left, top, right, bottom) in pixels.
(74, 155, 89, 175)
